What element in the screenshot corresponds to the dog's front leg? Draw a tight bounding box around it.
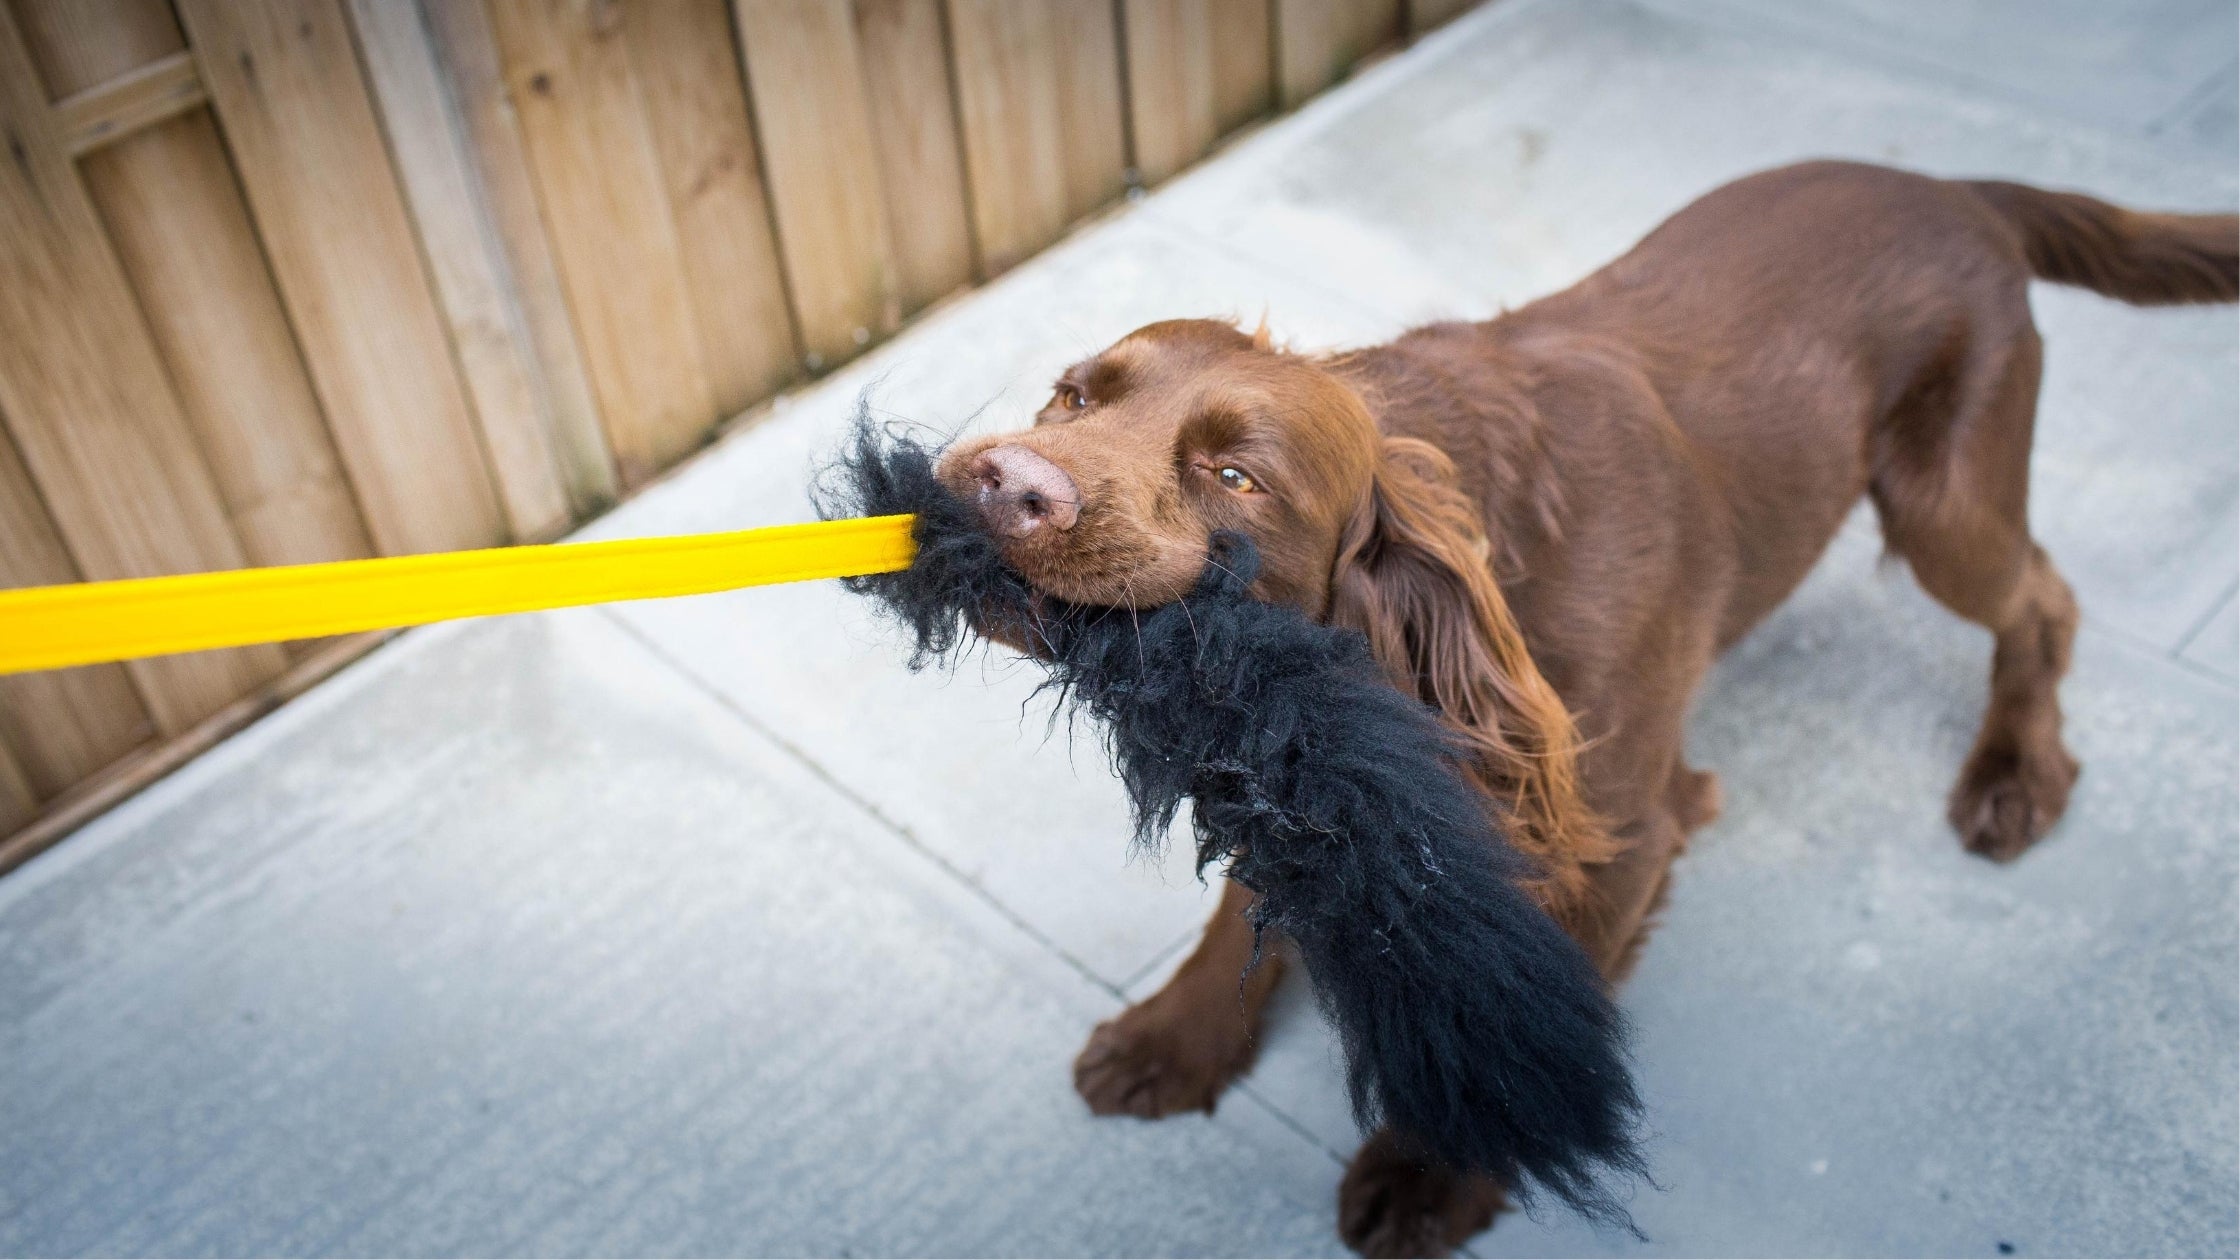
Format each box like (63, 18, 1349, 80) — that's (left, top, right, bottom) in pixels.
(1337, 1127, 1507, 1259)
(1073, 878, 1281, 1117)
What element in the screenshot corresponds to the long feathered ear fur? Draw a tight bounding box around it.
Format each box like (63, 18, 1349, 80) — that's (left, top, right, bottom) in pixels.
(1329, 436, 1616, 915)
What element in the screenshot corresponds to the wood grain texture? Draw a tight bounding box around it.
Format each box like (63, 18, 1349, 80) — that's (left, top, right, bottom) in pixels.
(10, 0, 184, 96)
(349, 0, 572, 541)
(1406, 0, 1477, 33)
(40, 0, 368, 572)
(54, 50, 206, 154)
(419, 0, 615, 515)
(487, 0, 716, 485)
(0, 741, 34, 834)
(948, 0, 1128, 271)
(1123, 0, 1218, 184)
(732, 0, 898, 368)
(944, 0, 1074, 273)
(628, 0, 799, 408)
(81, 111, 375, 569)
(1210, 0, 1272, 133)
(854, 0, 975, 312)
(0, 426, 153, 798)
(1274, 0, 1337, 106)
(178, 0, 508, 555)
(1355, 0, 1403, 62)
(0, 4, 285, 733)
(1275, 0, 1397, 106)
(1052, 0, 1128, 216)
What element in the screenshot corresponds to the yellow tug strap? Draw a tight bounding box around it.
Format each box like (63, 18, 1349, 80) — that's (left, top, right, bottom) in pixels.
(0, 515, 918, 676)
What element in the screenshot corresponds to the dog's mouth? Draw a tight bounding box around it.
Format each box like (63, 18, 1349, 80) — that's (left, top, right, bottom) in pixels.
(952, 543, 1200, 659)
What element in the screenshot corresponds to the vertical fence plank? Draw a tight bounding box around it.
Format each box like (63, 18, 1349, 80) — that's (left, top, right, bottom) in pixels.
(0, 6, 285, 734)
(0, 743, 34, 835)
(1122, 0, 1217, 184)
(1053, 0, 1128, 215)
(84, 113, 378, 568)
(732, 0, 898, 368)
(420, 0, 616, 515)
(1357, 0, 1403, 51)
(177, 0, 505, 555)
(1276, 0, 1396, 106)
(628, 0, 799, 409)
(945, 1, 1070, 273)
(947, 1, 1126, 272)
(178, 0, 508, 556)
(349, 0, 571, 542)
(9, 0, 181, 92)
(487, 0, 716, 486)
(0, 426, 154, 797)
(1406, 0, 1476, 34)
(854, 0, 975, 313)
(1210, 0, 1273, 132)
(1274, 0, 1342, 106)
(19, 0, 377, 572)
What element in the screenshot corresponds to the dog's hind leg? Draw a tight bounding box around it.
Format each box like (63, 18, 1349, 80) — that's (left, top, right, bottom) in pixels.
(1871, 322, 2080, 862)
(1072, 878, 1282, 1117)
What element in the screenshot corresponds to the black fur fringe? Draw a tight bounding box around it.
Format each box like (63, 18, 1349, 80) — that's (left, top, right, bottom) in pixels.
(817, 410, 1649, 1230)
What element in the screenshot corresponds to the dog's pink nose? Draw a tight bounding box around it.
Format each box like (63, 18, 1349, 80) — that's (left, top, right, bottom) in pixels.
(969, 444, 1080, 536)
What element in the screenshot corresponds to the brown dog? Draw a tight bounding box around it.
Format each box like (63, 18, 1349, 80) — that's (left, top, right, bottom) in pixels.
(933, 160, 2238, 1257)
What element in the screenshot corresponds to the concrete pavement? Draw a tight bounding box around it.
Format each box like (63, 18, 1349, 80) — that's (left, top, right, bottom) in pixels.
(2, 1, 2233, 1254)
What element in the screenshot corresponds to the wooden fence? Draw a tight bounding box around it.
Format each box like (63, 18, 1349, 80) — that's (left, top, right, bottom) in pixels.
(0, 0, 1480, 869)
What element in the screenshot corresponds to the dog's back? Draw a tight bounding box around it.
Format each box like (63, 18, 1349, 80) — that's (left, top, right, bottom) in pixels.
(1506, 161, 2234, 648)
(1351, 160, 2236, 933)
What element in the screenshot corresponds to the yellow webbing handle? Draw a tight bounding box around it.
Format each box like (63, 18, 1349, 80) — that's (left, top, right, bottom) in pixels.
(0, 515, 917, 675)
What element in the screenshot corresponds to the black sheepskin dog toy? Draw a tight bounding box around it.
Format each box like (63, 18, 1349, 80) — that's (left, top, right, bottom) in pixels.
(818, 412, 1648, 1229)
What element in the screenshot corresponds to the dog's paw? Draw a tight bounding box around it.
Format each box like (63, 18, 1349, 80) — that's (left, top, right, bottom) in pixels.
(1948, 738, 2079, 862)
(1337, 1131, 1505, 1259)
(1072, 998, 1253, 1119)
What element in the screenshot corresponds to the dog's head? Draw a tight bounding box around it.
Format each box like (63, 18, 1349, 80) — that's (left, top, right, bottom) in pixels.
(935, 318, 1375, 614)
(935, 318, 1606, 904)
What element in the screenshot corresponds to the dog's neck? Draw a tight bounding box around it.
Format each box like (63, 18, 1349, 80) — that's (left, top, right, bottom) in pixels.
(1326, 325, 1569, 581)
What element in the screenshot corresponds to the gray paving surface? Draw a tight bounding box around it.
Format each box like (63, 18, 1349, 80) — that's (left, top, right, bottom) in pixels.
(2, 1, 2234, 1255)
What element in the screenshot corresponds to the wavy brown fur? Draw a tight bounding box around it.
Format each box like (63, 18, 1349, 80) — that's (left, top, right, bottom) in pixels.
(818, 413, 1650, 1231)
(1328, 434, 1616, 917)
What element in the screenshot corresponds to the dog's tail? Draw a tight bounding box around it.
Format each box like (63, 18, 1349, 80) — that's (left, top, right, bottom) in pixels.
(1964, 179, 2238, 305)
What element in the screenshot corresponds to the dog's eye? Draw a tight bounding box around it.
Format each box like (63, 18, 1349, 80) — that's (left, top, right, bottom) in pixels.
(1217, 467, 1257, 493)
(1054, 385, 1087, 411)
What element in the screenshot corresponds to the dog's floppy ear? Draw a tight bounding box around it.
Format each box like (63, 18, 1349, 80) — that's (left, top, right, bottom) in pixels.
(1328, 436, 1613, 907)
